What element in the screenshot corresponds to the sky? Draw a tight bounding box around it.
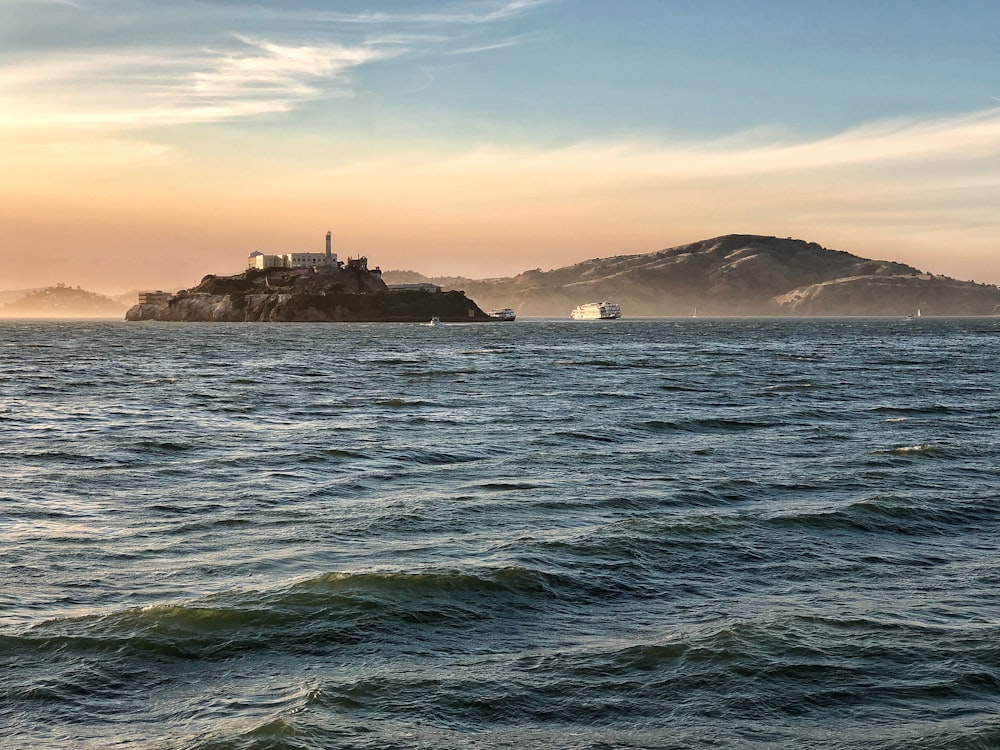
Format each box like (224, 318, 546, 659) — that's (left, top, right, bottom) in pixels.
(2, 0, 1000, 293)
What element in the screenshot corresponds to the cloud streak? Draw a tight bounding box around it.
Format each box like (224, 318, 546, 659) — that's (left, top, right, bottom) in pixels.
(283, 0, 554, 26)
(0, 35, 393, 129)
(0, 0, 554, 131)
(374, 107, 1000, 186)
(452, 31, 546, 55)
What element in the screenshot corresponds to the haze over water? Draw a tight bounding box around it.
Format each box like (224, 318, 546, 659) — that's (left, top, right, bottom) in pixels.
(2, 318, 999, 749)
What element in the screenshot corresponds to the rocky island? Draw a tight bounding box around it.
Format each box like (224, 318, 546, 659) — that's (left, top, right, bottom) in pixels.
(126, 260, 491, 322)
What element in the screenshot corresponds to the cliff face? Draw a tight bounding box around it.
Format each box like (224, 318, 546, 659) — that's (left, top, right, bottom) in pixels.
(126, 267, 491, 322)
(384, 235, 1000, 316)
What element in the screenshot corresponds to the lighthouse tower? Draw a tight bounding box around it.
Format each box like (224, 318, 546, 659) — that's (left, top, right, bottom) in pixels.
(325, 231, 332, 265)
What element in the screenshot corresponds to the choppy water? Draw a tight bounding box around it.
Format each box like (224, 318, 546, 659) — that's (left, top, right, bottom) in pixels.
(1, 317, 999, 749)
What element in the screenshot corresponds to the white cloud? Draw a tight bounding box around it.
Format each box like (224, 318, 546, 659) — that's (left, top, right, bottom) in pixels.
(288, 0, 554, 26)
(0, 0, 81, 5)
(510, 107, 1000, 183)
(0, 35, 394, 129)
(452, 31, 545, 55)
(0, 0, 555, 131)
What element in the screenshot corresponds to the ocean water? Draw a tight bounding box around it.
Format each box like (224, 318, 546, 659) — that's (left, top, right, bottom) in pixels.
(1, 317, 999, 749)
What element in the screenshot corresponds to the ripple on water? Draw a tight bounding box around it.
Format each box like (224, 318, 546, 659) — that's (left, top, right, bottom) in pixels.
(1, 318, 999, 749)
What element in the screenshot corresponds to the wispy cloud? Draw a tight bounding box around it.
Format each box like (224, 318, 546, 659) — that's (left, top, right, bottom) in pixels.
(424, 0, 553, 25)
(0, 0, 554, 132)
(452, 31, 545, 55)
(289, 0, 555, 26)
(689, 108, 1000, 175)
(464, 107, 1000, 186)
(0, 0, 81, 5)
(444, 108, 1000, 182)
(0, 35, 394, 129)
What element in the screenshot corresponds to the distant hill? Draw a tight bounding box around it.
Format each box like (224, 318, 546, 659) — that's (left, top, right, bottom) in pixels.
(0, 288, 36, 306)
(110, 291, 143, 307)
(383, 234, 1000, 316)
(1, 285, 128, 318)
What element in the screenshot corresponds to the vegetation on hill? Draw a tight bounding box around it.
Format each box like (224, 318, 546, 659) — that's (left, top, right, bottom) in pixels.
(1, 284, 127, 318)
(383, 235, 1000, 316)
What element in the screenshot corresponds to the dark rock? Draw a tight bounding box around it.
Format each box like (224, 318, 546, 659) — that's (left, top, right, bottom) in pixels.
(126, 267, 492, 322)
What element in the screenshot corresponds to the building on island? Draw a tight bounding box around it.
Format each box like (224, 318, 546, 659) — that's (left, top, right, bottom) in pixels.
(248, 230, 340, 270)
(138, 290, 171, 304)
(247, 252, 285, 270)
(345, 256, 382, 277)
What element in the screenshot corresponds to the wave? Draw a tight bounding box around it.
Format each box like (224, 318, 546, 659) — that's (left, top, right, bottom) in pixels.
(3, 567, 565, 660)
(637, 417, 773, 433)
(556, 359, 627, 368)
(321, 448, 368, 459)
(869, 443, 949, 459)
(373, 397, 434, 407)
(134, 440, 193, 453)
(550, 430, 619, 443)
(766, 494, 990, 534)
(141, 376, 178, 386)
(870, 404, 963, 415)
(764, 382, 814, 392)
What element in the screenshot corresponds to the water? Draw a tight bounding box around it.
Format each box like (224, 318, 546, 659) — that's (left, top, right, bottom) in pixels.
(2, 318, 999, 749)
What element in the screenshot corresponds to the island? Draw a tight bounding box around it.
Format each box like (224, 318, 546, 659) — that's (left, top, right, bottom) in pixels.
(127, 244, 492, 323)
(2, 284, 128, 318)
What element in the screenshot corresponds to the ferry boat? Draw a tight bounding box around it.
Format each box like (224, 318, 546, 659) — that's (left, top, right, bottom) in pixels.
(489, 308, 516, 321)
(570, 301, 621, 320)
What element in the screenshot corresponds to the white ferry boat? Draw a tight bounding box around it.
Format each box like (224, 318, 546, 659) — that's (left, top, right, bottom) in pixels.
(489, 308, 516, 321)
(570, 301, 621, 320)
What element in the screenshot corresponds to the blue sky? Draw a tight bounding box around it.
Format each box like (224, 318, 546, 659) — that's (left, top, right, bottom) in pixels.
(2, 0, 999, 289)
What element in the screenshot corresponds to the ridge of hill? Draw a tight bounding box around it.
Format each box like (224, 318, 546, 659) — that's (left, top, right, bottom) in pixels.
(383, 234, 1000, 316)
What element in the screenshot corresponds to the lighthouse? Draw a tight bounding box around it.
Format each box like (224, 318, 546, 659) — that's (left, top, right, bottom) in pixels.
(325, 231, 332, 265)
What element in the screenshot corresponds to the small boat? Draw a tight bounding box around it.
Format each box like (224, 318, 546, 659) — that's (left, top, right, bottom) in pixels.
(570, 301, 621, 320)
(489, 308, 516, 321)
(428, 316, 442, 327)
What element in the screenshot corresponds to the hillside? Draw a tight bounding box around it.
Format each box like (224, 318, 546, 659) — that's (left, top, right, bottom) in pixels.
(383, 235, 1000, 316)
(1, 284, 128, 318)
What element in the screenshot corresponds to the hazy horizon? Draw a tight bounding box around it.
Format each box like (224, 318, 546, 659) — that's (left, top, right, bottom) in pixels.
(4, 1, 1000, 290)
(2, 229, 1000, 302)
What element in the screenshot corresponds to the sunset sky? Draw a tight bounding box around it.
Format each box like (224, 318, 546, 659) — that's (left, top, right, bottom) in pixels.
(2, 0, 1000, 292)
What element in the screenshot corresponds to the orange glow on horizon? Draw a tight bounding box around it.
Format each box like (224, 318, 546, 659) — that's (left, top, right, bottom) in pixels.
(3, 112, 1000, 292)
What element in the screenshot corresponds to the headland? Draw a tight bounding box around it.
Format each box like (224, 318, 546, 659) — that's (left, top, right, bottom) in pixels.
(384, 234, 1000, 317)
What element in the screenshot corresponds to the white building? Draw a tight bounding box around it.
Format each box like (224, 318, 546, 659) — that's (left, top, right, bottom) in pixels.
(248, 232, 339, 270)
(284, 252, 335, 268)
(247, 251, 285, 270)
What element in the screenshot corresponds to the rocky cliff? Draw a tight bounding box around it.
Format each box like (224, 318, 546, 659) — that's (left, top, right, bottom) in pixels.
(126, 266, 491, 322)
(384, 235, 1000, 316)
